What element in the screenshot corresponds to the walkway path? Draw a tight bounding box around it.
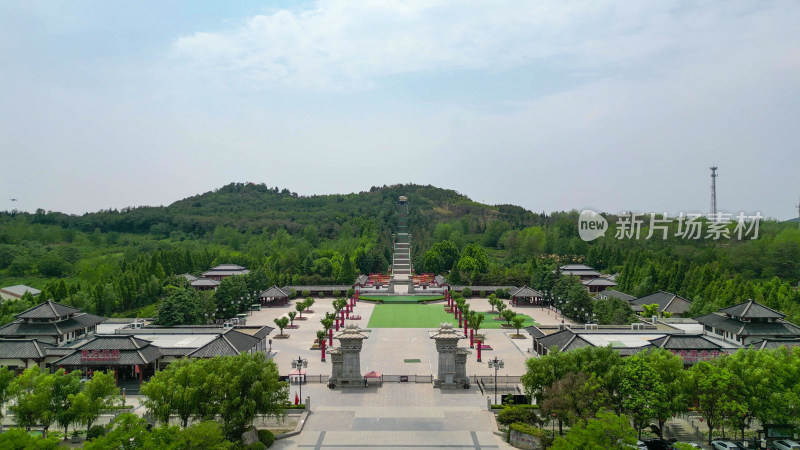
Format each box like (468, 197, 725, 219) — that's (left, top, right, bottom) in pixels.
(272, 384, 512, 449)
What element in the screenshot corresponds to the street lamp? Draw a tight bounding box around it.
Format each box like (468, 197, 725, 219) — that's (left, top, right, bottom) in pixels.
(291, 355, 308, 405)
(487, 356, 504, 405)
(551, 413, 557, 437)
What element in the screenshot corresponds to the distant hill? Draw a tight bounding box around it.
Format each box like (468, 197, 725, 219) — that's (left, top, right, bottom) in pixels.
(16, 183, 544, 238)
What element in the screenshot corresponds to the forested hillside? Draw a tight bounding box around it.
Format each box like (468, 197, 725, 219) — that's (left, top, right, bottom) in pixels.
(1, 182, 799, 324)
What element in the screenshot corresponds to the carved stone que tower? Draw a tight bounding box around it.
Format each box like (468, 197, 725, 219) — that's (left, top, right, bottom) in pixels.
(328, 324, 369, 388)
(431, 323, 470, 388)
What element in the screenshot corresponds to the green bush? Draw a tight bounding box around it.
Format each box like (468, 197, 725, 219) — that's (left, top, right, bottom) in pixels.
(509, 422, 548, 437)
(497, 406, 539, 426)
(87, 425, 106, 440)
(332, 290, 341, 297)
(301, 290, 311, 298)
(246, 442, 267, 450)
(462, 287, 472, 297)
(495, 289, 510, 299)
(258, 429, 275, 447)
(479, 290, 487, 298)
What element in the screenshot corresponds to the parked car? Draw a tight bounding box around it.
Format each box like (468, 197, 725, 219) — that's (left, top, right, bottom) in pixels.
(774, 440, 800, 450)
(712, 441, 739, 450)
(637, 441, 648, 450)
(644, 439, 676, 450)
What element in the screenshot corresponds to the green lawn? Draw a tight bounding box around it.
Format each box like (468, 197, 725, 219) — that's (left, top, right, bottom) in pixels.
(367, 304, 537, 329)
(359, 295, 444, 304)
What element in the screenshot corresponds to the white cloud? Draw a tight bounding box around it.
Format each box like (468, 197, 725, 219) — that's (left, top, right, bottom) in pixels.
(172, 0, 781, 89)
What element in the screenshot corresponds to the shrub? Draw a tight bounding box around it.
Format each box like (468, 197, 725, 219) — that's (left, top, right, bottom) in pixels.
(497, 406, 539, 426)
(496, 289, 510, 299)
(346, 288, 355, 297)
(247, 442, 267, 450)
(318, 291, 325, 297)
(87, 425, 106, 440)
(462, 287, 472, 297)
(258, 429, 275, 447)
(301, 290, 311, 298)
(479, 290, 487, 298)
(332, 290, 341, 297)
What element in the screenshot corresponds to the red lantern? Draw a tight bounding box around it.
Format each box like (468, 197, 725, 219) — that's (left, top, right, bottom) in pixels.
(698, 417, 704, 423)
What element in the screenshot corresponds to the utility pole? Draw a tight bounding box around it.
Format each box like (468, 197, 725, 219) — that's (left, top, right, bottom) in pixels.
(710, 166, 718, 221)
(796, 197, 800, 228)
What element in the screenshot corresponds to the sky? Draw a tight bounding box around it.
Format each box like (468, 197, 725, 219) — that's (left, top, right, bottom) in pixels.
(1, 1, 799, 219)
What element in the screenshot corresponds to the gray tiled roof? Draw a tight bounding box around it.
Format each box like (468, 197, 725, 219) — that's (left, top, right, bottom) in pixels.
(0, 339, 54, 359)
(599, 290, 636, 302)
(180, 273, 198, 282)
(695, 313, 800, 337)
(749, 338, 800, 350)
(649, 334, 722, 350)
(283, 285, 351, 292)
(630, 292, 692, 315)
(450, 286, 517, 292)
(719, 300, 784, 319)
(0, 285, 41, 297)
(209, 264, 247, 271)
(158, 347, 195, 356)
(582, 278, 617, 286)
(16, 301, 79, 319)
(434, 275, 447, 285)
(0, 313, 105, 337)
(356, 275, 369, 285)
(187, 331, 259, 358)
(559, 264, 595, 271)
(510, 286, 543, 298)
(191, 278, 220, 287)
(524, 326, 546, 339)
(55, 335, 162, 366)
(260, 286, 290, 298)
(536, 329, 578, 352)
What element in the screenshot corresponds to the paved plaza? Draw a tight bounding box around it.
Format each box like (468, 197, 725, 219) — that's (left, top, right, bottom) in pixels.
(245, 297, 574, 449)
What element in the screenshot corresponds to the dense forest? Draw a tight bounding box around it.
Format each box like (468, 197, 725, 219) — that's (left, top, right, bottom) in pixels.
(1, 182, 799, 324)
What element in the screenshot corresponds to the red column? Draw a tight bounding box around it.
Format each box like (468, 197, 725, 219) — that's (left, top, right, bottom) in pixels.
(477, 343, 482, 362)
(335, 319, 340, 331)
(321, 341, 326, 361)
(470, 329, 474, 348)
(464, 321, 467, 336)
(346, 310, 350, 319)
(329, 329, 333, 346)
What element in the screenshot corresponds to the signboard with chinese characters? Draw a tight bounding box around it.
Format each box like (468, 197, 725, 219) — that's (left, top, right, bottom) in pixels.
(80, 349, 121, 362)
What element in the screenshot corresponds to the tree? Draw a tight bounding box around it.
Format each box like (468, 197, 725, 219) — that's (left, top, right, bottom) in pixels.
(540, 372, 607, 435)
(51, 369, 83, 437)
(618, 353, 663, 438)
(487, 294, 498, 313)
(215, 353, 288, 440)
(688, 361, 747, 445)
(215, 276, 249, 318)
(156, 287, 206, 326)
(501, 309, 516, 326)
(551, 411, 637, 450)
(83, 413, 153, 449)
(510, 316, 525, 336)
(304, 298, 315, 312)
(641, 303, 660, 318)
(10, 366, 56, 436)
(468, 313, 484, 338)
(0, 428, 60, 449)
(0, 366, 14, 431)
(593, 298, 637, 325)
(274, 317, 289, 336)
(68, 371, 121, 434)
(495, 300, 507, 317)
(296, 299, 308, 319)
(288, 311, 297, 327)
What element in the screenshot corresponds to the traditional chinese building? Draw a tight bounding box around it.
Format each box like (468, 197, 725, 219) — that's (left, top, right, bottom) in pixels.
(0, 300, 105, 345)
(190, 277, 220, 291)
(201, 264, 250, 281)
(630, 291, 692, 317)
(510, 286, 544, 306)
(695, 300, 800, 346)
(558, 264, 601, 281)
(583, 278, 617, 294)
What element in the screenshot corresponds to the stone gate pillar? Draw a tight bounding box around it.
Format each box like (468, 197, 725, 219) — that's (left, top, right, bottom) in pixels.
(431, 323, 470, 388)
(328, 324, 369, 388)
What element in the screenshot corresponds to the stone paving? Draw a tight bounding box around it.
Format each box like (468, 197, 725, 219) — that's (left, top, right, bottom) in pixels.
(245, 296, 575, 449)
